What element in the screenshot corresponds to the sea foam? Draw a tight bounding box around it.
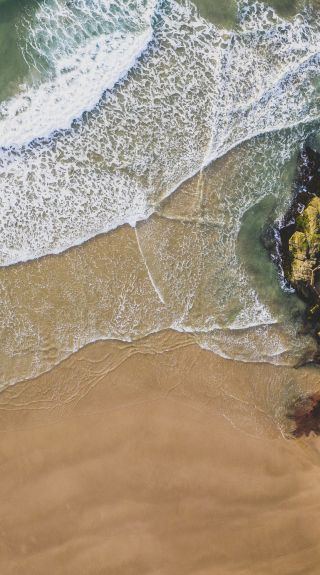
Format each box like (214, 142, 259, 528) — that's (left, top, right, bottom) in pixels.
(1, 0, 320, 378)
(1, 1, 320, 267)
(0, 0, 156, 146)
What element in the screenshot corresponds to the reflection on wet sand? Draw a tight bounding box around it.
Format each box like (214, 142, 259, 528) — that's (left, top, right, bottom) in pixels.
(1, 136, 317, 393)
(1, 330, 320, 574)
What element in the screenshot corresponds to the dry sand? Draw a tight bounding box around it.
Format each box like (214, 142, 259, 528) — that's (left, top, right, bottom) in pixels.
(1, 330, 320, 575)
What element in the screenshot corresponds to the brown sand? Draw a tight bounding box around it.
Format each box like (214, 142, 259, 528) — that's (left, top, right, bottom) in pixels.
(1, 330, 320, 575)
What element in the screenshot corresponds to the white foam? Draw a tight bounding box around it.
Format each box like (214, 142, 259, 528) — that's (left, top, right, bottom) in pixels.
(0, 0, 156, 147)
(0, 29, 153, 148)
(1, 0, 320, 370)
(2, 1, 320, 263)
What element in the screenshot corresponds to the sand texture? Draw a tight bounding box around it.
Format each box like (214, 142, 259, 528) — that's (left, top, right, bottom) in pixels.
(1, 330, 320, 574)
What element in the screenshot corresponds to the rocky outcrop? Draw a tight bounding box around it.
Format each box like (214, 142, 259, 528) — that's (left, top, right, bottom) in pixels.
(270, 145, 320, 435)
(288, 392, 320, 438)
(288, 196, 320, 290)
(275, 146, 320, 340)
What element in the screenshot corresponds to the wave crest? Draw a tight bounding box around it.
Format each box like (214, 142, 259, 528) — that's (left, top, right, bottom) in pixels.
(0, 0, 156, 147)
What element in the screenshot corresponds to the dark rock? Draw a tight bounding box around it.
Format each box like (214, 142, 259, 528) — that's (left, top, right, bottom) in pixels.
(288, 392, 320, 437)
(267, 145, 320, 345)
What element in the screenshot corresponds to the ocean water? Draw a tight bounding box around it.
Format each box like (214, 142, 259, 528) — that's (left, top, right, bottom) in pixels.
(1, 0, 320, 388)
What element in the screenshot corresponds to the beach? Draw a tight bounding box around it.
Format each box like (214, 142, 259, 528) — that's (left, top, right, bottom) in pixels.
(2, 1, 320, 572)
(1, 330, 320, 574)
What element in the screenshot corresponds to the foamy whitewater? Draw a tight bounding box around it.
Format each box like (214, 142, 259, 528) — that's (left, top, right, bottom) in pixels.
(1, 0, 320, 387)
(0, 0, 156, 146)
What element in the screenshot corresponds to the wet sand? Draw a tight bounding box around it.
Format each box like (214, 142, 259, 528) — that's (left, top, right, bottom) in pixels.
(1, 330, 320, 574)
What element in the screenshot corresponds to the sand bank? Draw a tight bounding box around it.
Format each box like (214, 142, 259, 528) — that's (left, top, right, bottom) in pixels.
(1, 330, 320, 574)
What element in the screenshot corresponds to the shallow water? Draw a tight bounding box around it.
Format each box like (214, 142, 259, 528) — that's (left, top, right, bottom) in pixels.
(0, 0, 39, 101)
(3, 6, 320, 573)
(3, 332, 320, 575)
(1, 0, 320, 388)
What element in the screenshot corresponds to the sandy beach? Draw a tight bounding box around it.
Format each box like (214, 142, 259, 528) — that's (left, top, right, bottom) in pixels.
(1, 330, 320, 575)
(2, 1, 320, 573)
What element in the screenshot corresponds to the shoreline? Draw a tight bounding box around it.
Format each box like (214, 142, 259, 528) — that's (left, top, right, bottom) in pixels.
(2, 327, 319, 434)
(1, 330, 320, 574)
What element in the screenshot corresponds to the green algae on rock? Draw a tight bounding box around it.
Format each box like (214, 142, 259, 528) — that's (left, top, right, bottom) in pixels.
(288, 196, 320, 288)
(277, 146, 320, 342)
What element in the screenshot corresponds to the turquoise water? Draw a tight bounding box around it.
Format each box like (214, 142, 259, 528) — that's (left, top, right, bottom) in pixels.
(0, 0, 39, 101)
(1, 0, 320, 386)
(0, 0, 309, 106)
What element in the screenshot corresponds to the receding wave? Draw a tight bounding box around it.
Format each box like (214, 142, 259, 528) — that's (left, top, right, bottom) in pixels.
(1, 1, 320, 267)
(1, 0, 320, 386)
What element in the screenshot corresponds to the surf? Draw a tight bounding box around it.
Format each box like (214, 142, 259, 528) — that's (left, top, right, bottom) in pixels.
(0, 0, 156, 147)
(1, 0, 320, 384)
(1, 1, 320, 266)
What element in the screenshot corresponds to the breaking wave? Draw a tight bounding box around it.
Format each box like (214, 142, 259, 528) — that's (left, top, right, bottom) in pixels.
(0, 0, 156, 146)
(1, 0, 320, 384)
(1, 0, 320, 266)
